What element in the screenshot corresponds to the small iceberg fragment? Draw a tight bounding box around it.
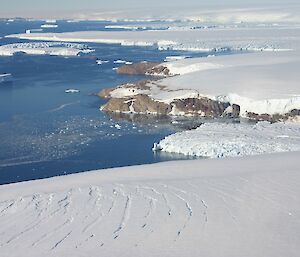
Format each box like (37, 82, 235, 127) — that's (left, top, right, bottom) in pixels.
(96, 59, 109, 65)
(0, 73, 12, 83)
(114, 124, 121, 130)
(45, 19, 57, 24)
(152, 142, 162, 151)
(114, 60, 132, 64)
(65, 89, 80, 93)
(164, 56, 190, 62)
(41, 24, 58, 28)
(25, 29, 43, 34)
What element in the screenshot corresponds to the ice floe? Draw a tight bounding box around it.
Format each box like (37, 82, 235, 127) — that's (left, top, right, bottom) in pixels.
(164, 56, 190, 62)
(113, 59, 132, 64)
(0, 42, 94, 56)
(0, 73, 12, 83)
(41, 24, 58, 28)
(96, 59, 109, 65)
(153, 122, 300, 158)
(65, 89, 80, 93)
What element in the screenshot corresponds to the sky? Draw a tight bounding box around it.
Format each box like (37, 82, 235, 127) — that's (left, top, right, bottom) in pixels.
(0, 0, 299, 17)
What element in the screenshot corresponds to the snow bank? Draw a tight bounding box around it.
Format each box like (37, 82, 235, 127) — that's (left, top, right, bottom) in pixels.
(164, 61, 224, 75)
(0, 42, 94, 56)
(0, 151, 299, 257)
(153, 122, 300, 158)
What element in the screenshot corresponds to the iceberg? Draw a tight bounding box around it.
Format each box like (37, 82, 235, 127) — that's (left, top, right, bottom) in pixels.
(96, 59, 109, 65)
(65, 89, 80, 93)
(41, 24, 58, 28)
(0, 73, 12, 83)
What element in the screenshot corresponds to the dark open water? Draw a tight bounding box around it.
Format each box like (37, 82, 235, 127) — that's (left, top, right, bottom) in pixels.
(0, 19, 227, 185)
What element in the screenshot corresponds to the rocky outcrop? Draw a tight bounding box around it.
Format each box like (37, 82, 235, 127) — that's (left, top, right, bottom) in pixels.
(99, 82, 236, 118)
(247, 109, 300, 122)
(147, 65, 171, 76)
(97, 88, 114, 98)
(101, 94, 172, 115)
(116, 62, 171, 76)
(116, 62, 160, 75)
(172, 98, 230, 117)
(98, 77, 298, 122)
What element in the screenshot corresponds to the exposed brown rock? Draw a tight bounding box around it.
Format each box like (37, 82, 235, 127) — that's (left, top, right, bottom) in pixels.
(172, 97, 230, 117)
(222, 104, 240, 118)
(247, 109, 300, 122)
(100, 98, 131, 113)
(147, 65, 171, 76)
(123, 80, 151, 90)
(116, 62, 160, 75)
(290, 109, 300, 116)
(116, 62, 172, 77)
(231, 104, 241, 118)
(132, 94, 172, 114)
(101, 94, 171, 114)
(97, 88, 114, 98)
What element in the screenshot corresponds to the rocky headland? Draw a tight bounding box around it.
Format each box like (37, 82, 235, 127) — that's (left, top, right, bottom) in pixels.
(98, 61, 300, 122)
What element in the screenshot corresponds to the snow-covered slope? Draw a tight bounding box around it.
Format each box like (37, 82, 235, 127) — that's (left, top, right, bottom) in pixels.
(0, 152, 299, 257)
(153, 122, 300, 157)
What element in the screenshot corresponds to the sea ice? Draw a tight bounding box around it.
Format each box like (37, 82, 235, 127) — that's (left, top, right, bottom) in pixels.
(0, 42, 94, 56)
(65, 89, 80, 93)
(153, 122, 300, 158)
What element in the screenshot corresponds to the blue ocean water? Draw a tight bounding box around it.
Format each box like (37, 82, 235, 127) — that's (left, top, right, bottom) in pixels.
(0, 20, 222, 185)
